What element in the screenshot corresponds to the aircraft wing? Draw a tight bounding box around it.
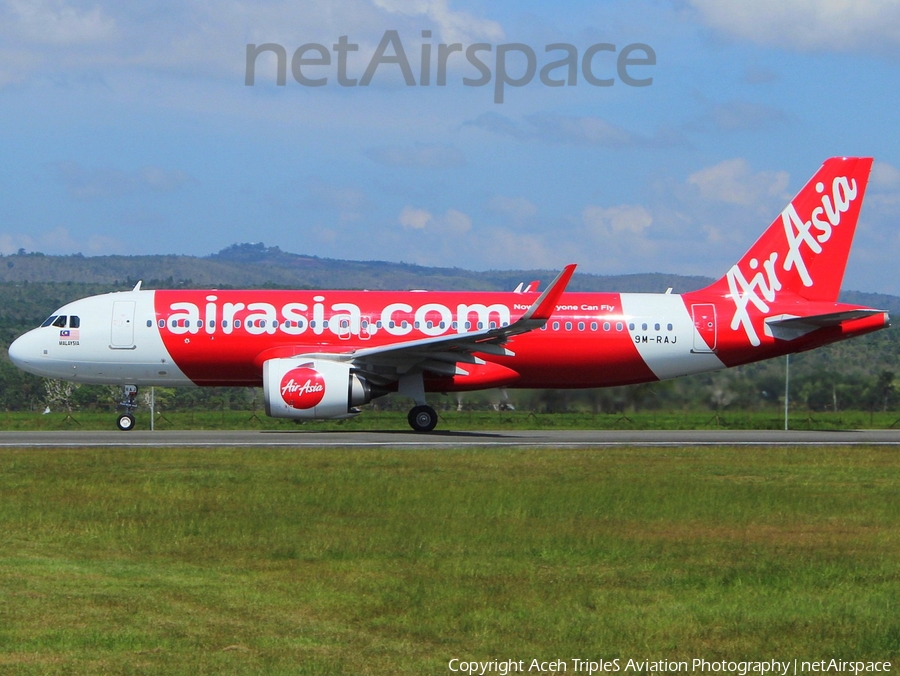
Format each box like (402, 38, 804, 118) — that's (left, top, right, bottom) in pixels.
(300, 264, 576, 379)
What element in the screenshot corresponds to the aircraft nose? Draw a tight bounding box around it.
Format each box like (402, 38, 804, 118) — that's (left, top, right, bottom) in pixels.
(8, 331, 38, 370)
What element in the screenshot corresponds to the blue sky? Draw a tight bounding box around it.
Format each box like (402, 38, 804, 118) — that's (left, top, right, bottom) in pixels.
(2, 0, 900, 293)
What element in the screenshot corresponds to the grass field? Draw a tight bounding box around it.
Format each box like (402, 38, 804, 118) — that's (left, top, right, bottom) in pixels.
(0, 445, 897, 674)
(4, 408, 900, 431)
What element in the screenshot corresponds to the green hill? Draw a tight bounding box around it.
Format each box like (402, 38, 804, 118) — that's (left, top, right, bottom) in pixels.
(0, 243, 714, 293)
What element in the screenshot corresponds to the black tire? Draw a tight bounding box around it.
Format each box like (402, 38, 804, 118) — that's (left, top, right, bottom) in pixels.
(408, 405, 438, 432)
(116, 413, 136, 431)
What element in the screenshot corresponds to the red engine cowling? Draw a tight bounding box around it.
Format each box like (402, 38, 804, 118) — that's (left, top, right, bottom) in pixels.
(263, 358, 374, 420)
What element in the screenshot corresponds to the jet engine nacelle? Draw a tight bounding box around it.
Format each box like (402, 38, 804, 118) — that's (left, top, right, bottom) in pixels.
(263, 357, 373, 420)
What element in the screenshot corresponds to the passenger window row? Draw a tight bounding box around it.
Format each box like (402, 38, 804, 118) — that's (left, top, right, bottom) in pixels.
(151, 318, 513, 331)
(630, 322, 674, 332)
(146, 316, 677, 335)
(540, 320, 675, 332)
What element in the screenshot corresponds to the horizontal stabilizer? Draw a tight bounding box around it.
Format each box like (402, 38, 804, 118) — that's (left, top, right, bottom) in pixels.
(764, 309, 885, 340)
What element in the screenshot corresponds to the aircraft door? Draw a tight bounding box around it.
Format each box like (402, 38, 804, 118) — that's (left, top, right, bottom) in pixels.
(110, 301, 136, 349)
(691, 304, 717, 353)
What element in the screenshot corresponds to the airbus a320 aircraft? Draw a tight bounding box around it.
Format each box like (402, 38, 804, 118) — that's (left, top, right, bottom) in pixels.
(8, 157, 889, 432)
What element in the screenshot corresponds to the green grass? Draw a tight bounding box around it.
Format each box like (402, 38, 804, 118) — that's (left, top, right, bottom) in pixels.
(0, 445, 898, 674)
(3, 408, 900, 431)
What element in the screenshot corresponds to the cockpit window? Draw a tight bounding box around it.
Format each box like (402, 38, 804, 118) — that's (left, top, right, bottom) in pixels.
(40, 314, 79, 329)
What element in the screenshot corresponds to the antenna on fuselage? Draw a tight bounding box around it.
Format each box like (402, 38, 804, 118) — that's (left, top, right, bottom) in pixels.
(132, 281, 142, 292)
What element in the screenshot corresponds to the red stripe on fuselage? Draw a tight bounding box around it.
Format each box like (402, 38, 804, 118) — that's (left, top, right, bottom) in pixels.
(154, 290, 658, 388)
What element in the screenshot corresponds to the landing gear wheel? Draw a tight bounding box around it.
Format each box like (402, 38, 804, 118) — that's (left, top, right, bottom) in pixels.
(408, 405, 438, 432)
(116, 385, 138, 431)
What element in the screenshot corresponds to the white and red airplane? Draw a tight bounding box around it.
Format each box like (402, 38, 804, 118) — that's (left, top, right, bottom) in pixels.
(8, 157, 888, 432)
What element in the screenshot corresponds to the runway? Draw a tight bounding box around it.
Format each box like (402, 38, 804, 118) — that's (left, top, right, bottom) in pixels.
(2, 429, 900, 447)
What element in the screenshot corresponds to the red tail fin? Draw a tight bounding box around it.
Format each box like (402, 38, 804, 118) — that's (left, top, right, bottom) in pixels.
(705, 157, 873, 303)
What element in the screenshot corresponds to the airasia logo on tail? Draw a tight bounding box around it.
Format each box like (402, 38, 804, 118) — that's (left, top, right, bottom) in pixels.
(726, 173, 860, 347)
(280, 367, 326, 409)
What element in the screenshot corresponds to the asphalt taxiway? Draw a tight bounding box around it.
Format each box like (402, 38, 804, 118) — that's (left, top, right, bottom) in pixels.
(2, 429, 900, 447)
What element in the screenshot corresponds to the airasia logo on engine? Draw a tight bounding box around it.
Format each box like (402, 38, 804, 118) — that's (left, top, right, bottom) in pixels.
(280, 367, 326, 409)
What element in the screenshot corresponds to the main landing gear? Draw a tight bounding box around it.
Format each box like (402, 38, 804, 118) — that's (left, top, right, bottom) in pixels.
(116, 385, 138, 431)
(400, 372, 438, 432)
(408, 405, 438, 432)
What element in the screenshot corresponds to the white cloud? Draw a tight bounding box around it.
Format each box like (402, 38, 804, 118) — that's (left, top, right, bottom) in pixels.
(440, 209, 472, 234)
(466, 112, 684, 148)
(371, 0, 503, 43)
(0, 227, 122, 255)
(464, 112, 524, 138)
(3, 0, 118, 45)
(365, 143, 465, 168)
(38, 226, 80, 251)
(576, 203, 666, 273)
(871, 160, 900, 189)
(54, 161, 195, 200)
(399, 206, 432, 229)
(399, 206, 471, 234)
(689, 0, 900, 52)
(742, 65, 778, 84)
(0, 0, 505, 84)
(467, 112, 639, 146)
(582, 204, 653, 237)
(528, 113, 637, 146)
(631, 159, 815, 278)
(687, 101, 788, 133)
(486, 195, 537, 223)
(0, 232, 35, 255)
(477, 228, 560, 270)
(85, 233, 124, 254)
(304, 181, 369, 225)
(138, 166, 192, 192)
(0, 47, 44, 85)
(863, 161, 900, 218)
(687, 158, 790, 208)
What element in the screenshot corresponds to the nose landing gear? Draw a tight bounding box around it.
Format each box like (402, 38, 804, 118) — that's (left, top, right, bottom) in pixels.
(116, 385, 138, 431)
